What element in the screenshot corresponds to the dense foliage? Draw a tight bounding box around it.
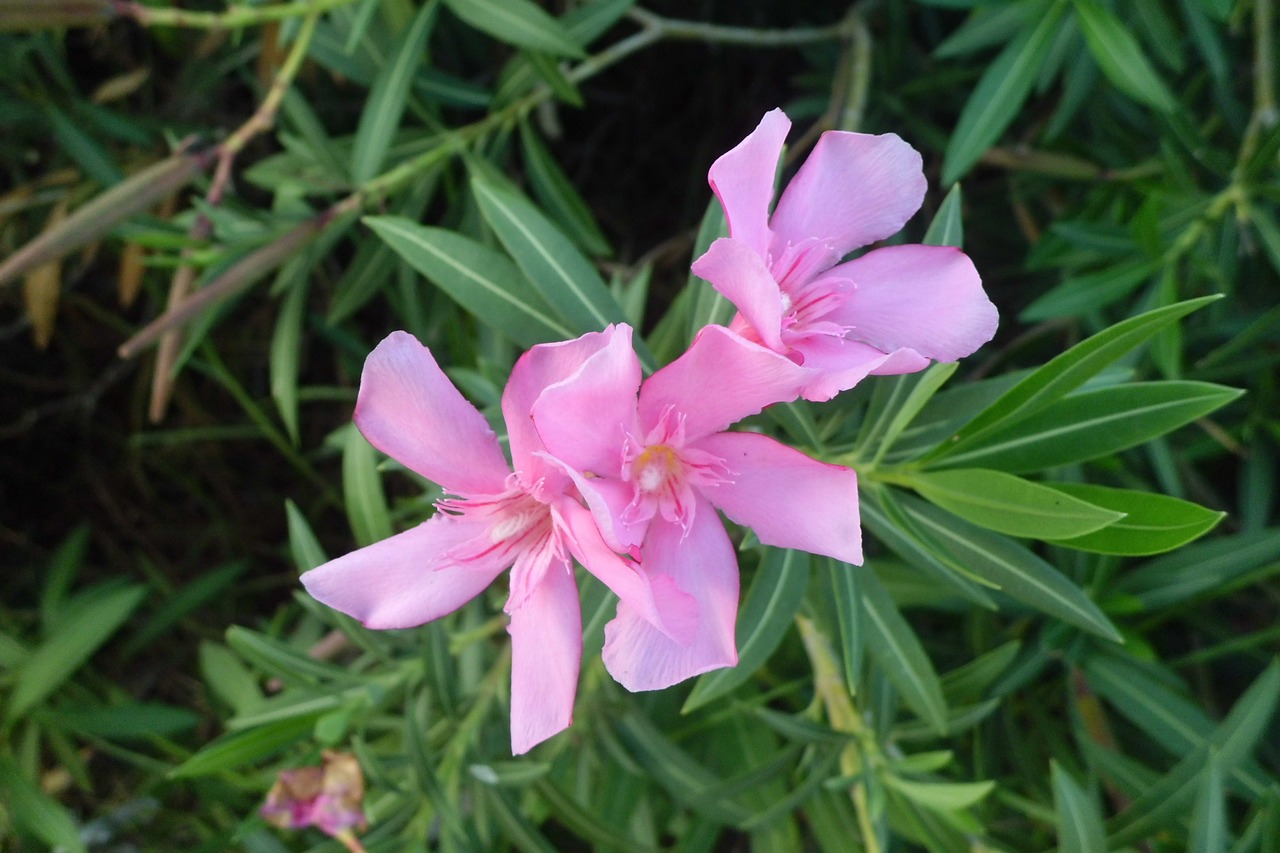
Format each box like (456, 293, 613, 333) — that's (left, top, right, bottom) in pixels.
(2, 0, 1278, 850)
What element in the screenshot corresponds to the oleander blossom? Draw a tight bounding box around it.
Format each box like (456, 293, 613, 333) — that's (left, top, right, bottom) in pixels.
(691, 108, 998, 401)
(531, 323, 861, 692)
(301, 331, 696, 754)
(261, 751, 367, 851)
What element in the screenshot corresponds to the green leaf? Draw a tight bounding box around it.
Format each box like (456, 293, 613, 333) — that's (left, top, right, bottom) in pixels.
(442, 0, 585, 58)
(471, 177, 650, 365)
(42, 702, 200, 739)
(225, 626, 354, 688)
(828, 557, 864, 692)
(893, 493, 1121, 640)
(342, 423, 393, 548)
(932, 381, 1242, 473)
(907, 468, 1125, 539)
(861, 569, 949, 733)
(286, 499, 328, 572)
(942, 0, 1067, 184)
(687, 198, 733, 340)
(923, 295, 1220, 464)
(1019, 258, 1162, 322)
(1051, 761, 1106, 853)
(1115, 528, 1280, 609)
(0, 756, 86, 853)
(871, 362, 959, 465)
(198, 641, 263, 716)
(1084, 652, 1271, 797)
(6, 583, 147, 722)
(683, 548, 809, 712)
(269, 265, 308, 445)
(1073, 0, 1177, 111)
(169, 713, 319, 778)
(519, 121, 611, 256)
(365, 215, 574, 347)
(1105, 660, 1280, 846)
(882, 775, 995, 812)
(922, 184, 964, 248)
(350, 0, 437, 183)
(1042, 483, 1224, 555)
(121, 561, 246, 658)
(1190, 752, 1227, 853)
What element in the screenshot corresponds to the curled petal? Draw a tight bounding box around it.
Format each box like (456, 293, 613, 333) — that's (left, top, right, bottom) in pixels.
(696, 432, 862, 564)
(603, 501, 738, 691)
(301, 515, 507, 629)
(505, 327, 629, 491)
(826, 244, 998, 362)
(530, 325, 641, 479)
(558, 499, 697, 646)
(790, 334, 929, 401)
(355, 331, 511, 496)
(770, 131, 926, 258)
(690, 238, 786, 352)
(638, 325, 809, 441)
(508, 557, 581, 754)
(707, 108, 791, 257)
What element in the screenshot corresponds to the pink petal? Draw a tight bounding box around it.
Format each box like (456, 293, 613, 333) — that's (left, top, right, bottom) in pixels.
(557, 499, 697, 646)
(827, 244, 998, 362)
(508, 556, 581, 754)
(301, 515, 507, 629)
(355, 331, 511, 496)
(696, 431, 862, 564)
(602, 500, 739, 691)
(689, 238, 786, 351)
(505, 328, 628, 491)
(638, 325, 809, 441)
(539, 453, 645, 550)
(708, 108, 791, 257)
(530, 325, 641, 479)
(790, 334, 928, 401)
(769, 131, 926, 258)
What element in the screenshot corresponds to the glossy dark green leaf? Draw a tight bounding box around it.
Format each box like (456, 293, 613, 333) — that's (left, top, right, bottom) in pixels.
(894, 494, 1121, 640)
(169, 713, 319, 778)
(1115, 528, 1280, 609)
(942, 0, 1067, 184)
(922, 184, 964, 248)
(1043, 482, 1224, 555)
(1073, 0, 1176, 111)
(1019, 258, 1162, 322)
(42, 702, 200, 739)
(519, 121, 611, 256)
(933, 381, 1242, 473)
(683, 548, 809, 712)
(1190, 752, 1226, 853)
(907, 468, 1125, 539)
(923, 296, 1219, 463)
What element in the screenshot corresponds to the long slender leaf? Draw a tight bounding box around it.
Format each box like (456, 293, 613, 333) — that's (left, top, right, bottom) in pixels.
(350, 0, 437, 183)
(1073, 0, 1177, 112)
(861, 568, 949, 734)
(365, 215, 574, 346)
(1043, 482, 1224, 555)
(442, 0, 585, 58)
(1052, 761, 1106, 853)
(342, 424, 393, 548)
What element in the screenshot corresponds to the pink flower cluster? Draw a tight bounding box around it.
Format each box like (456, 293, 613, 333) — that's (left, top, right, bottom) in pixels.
(301, 109, 997, 754)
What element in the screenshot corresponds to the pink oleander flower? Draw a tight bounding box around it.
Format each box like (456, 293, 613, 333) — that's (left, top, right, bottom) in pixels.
(531, 323, 861, 692)
(261, 751, 368, 852)
(301, 331, 696, 754)
(691, 108, 998, 401)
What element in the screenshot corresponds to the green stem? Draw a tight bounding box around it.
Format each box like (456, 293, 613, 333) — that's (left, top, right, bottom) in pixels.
(626, 6, 854, 47)
(113, 0, 361, 29)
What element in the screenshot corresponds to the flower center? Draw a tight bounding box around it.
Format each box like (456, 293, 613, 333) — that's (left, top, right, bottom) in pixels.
(633, 444, 681, 494)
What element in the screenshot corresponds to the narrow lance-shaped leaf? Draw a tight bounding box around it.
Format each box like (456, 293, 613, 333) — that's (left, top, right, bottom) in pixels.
(906, 468, 1125, 539)
(861, 568, 949, 734)
(342, 424, 393, 549)
(1051, 761, 1106, 853)
(924, 296, 1221, 464)
(350, 0, 438, 183)
(922, 183, 964, 248)
(1042, 482, 1224, 555)
(932, 381, 1242, 473)
(364, 215, 574, 347)
(894, 492, 1121, 641)
(942, 0, 1068, 185)
(1072, 0, 1177, 112)
(442, 0, 585, 58)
